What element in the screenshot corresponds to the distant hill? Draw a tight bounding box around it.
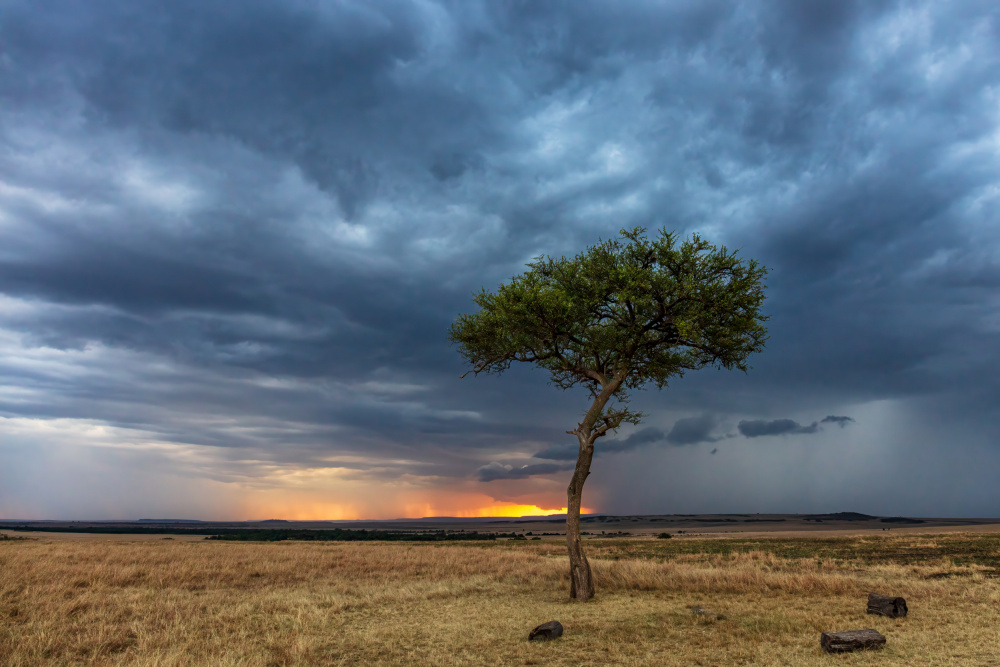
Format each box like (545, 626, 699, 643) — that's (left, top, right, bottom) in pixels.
(804, 512, 878, 522)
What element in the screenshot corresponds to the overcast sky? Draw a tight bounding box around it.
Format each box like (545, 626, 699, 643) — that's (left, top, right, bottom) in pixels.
(1, 1, 999, 520)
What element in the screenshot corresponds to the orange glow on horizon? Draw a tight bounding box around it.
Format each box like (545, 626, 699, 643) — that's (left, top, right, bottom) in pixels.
(237, 490, 594, 521)
(450, 504, 595, 518)
(240, 499, 363, 522)
(241, 501, 594, 521)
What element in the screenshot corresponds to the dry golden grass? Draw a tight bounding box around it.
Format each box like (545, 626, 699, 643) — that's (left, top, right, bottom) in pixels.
(2, 533, 999, 665)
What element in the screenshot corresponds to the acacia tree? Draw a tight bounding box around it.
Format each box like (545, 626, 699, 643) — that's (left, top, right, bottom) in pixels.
(448, 227, 768, 601)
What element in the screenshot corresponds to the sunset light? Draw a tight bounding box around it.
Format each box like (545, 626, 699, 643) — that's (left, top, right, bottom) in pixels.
(246, 503, 593, 521)
(457, 504, 594, 518)
(235, 491, 591, 522)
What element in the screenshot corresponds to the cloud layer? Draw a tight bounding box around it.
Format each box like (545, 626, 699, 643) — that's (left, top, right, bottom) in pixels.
(1, 1, 999, 518)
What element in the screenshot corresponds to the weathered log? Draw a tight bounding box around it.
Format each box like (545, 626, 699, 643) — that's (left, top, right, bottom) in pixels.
(528, 620, 563, 641)
(820, 629, 886, 653)
(867, 592, 907, 618)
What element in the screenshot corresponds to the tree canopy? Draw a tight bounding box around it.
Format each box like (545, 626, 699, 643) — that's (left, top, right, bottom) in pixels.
(450, 226, 768, 433)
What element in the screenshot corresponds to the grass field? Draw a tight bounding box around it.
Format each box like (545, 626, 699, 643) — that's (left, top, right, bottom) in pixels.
(2, 532, 999, 665)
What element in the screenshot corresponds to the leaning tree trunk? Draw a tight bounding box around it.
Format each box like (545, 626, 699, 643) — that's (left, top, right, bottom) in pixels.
(564, 375, 623, 602)
(566, 434, 596, 601)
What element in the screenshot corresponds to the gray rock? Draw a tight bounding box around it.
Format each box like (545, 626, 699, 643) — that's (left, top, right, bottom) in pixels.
(867, 592, 908, 618)
(688, 605, 726, 620)
(528, 620, 564, 641)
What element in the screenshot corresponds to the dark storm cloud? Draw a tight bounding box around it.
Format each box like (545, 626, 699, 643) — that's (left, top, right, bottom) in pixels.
(476, 461, 573, 482)
(666, 415, 722, 446)
(738, 419, 820, 438)
(533, 417, 720, 460)
(1, 0, 999, 516)
(531, 443, 577, 461)
(736, 415, 856, 438)
(533, 428, 666, 461)
(611, 427, 667, 451)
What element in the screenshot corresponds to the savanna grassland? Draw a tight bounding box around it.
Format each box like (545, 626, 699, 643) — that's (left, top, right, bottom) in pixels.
(2, 532, 999, 666)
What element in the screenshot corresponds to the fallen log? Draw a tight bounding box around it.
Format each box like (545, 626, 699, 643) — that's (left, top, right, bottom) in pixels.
(867, 592, 907, 618)
(821, 629, 886, 653)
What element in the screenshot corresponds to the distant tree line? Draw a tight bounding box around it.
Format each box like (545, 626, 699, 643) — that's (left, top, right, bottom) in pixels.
(0, 525, 514, 541)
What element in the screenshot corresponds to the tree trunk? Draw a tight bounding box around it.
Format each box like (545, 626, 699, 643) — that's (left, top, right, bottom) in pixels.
(563, 374, 625, 602)
(566, 434, 595, 601)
